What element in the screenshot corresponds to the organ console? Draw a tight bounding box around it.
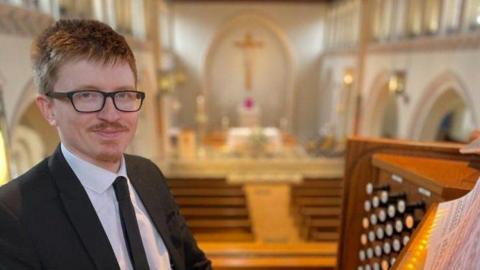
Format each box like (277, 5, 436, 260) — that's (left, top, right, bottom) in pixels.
(338, 137, 480, 270)
(366, 183, 390, 195)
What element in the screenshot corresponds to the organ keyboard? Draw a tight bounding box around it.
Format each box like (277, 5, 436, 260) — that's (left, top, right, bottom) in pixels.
(338, 137, 480, 270)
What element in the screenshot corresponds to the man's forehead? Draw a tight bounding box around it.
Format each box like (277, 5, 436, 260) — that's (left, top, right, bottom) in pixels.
(61, 57, 132, 70)
(54, 59, 136, 89)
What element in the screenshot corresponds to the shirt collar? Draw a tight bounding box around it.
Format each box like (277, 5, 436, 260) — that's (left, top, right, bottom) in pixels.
(61, 143, 128, 194)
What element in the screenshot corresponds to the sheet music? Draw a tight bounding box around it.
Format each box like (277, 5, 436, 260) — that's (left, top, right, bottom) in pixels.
(424, 177, 480, 269)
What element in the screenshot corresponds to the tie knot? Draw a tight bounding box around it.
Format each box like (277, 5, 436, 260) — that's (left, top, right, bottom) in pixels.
(113, 176, 130, 201)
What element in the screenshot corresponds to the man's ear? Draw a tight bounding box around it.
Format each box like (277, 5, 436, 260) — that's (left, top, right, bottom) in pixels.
(35, 95, 57, 126)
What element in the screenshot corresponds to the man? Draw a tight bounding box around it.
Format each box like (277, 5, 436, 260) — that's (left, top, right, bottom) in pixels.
(0, 19, 211, 270)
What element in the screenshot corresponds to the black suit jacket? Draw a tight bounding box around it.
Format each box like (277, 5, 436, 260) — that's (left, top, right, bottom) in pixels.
(0, 146, 212, 270)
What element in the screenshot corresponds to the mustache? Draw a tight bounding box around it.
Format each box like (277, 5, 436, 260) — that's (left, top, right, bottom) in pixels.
(88, 122, 129, 132)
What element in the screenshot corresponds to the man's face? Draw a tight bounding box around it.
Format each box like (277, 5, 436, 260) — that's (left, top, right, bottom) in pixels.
(37, 59, 139, 171)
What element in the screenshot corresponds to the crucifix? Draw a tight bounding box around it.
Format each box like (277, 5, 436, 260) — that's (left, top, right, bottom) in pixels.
(234, 32, 263, 91)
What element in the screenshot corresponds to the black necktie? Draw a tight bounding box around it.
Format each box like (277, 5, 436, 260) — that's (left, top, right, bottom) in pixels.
(113, 176, 150, 270)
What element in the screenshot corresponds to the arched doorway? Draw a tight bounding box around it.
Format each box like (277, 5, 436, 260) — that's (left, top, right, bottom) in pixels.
(417, 89, 474, 142)
(410, 72, 477, 143)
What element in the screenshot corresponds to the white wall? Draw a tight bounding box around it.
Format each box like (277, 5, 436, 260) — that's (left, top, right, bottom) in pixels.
(0, 34, 35, 130)
(171, 2, 325, 141)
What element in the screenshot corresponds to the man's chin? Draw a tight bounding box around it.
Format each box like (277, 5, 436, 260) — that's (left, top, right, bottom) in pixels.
(94, 142, 126, 161)
(96, 151, 123, 164)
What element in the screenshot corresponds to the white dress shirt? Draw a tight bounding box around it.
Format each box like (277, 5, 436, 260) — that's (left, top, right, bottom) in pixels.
(61, 144, 171, 270)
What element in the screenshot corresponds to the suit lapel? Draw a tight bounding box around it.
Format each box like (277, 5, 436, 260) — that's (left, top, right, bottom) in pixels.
(48, 146, 120, 270)
(125, 157, 181, 269)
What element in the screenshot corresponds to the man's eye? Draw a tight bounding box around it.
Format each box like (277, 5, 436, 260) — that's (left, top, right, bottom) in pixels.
(117, 92, 136, 100)
(76, 92, 99, 100)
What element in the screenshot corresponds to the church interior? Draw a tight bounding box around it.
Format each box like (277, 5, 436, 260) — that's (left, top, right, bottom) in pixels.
(1, 0, 480, 269)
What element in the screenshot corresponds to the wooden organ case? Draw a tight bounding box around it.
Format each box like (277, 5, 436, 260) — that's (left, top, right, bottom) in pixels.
(337, 137, 480, 270)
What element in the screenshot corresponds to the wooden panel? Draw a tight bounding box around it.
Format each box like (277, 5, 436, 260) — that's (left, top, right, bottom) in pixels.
(244, 184, 301, 243)
(187, 219, 251, 229)
(372, 153, 477, 197)
(201, 242, 337, 270)
(167, 178, 232, 188)
(299, 207, 342, 216)
(180, 207, 249, 217)
(294, 197, 342, 206)
(295, 179, 343, 188)
(172, 188, 245, 197)
(175, 197, 247, 206)
(291, 188, 343, 197)
(194, 232, 254, 242)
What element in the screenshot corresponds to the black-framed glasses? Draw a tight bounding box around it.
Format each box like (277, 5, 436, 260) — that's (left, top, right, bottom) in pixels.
(46, 90, 146, 113)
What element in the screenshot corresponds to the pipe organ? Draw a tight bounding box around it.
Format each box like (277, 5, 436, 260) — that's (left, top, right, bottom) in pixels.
(338, 137, 480, 270)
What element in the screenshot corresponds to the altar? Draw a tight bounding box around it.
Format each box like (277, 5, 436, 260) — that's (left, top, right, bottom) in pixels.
(226, 127, 283, 157)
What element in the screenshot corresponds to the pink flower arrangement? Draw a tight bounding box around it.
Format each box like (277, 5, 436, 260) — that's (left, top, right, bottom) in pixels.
(244, 96, 254, 110)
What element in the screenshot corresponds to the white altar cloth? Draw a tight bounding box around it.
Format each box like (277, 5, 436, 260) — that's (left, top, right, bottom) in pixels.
(226, 127, 282, 155)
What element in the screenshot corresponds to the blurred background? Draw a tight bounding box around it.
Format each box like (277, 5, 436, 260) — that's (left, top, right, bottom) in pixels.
(0, 0, 479, 268)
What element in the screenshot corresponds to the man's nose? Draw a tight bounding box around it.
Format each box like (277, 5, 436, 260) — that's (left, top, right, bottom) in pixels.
(97, 96, 120, 121)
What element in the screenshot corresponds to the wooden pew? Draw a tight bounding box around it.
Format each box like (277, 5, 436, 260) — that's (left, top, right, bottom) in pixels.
(290, 178, 343, 242)
(167, 177, 254, 242)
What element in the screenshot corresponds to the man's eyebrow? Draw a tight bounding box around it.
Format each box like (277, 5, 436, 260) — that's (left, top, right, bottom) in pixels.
(115, 86, 137, 90)
(73, 85, 137, 90)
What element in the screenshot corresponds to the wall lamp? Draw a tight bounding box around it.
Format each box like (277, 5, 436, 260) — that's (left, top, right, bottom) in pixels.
(343, 68, 354, 87)
(388, 70, 409, 103)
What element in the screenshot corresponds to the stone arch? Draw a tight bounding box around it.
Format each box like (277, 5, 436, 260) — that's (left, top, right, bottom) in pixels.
(10, 100, 58, 175)
(10, 125, 45, 177)
(409, 71, 477, 141)
(10, 79, 38, 132)
(361, 70, 399, 138)
(203, 12, 295, 129)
